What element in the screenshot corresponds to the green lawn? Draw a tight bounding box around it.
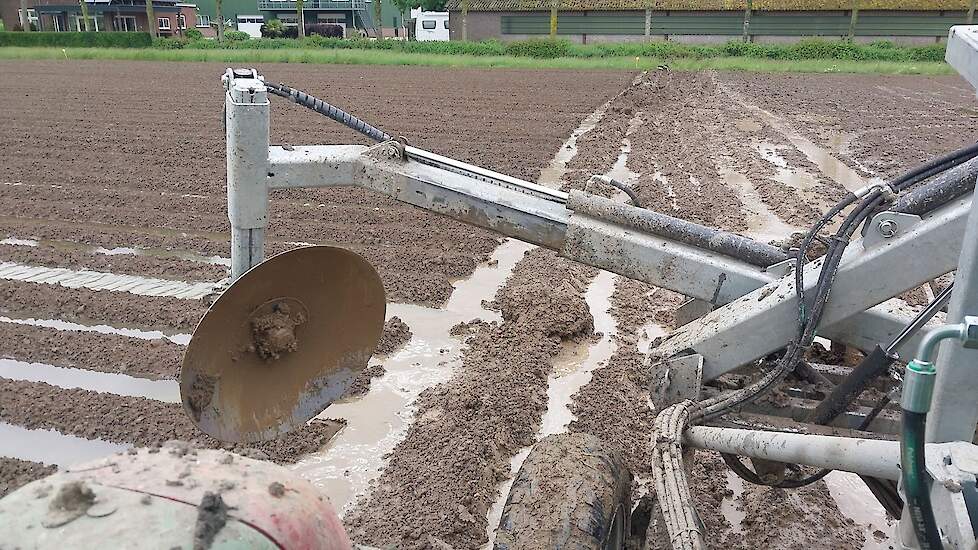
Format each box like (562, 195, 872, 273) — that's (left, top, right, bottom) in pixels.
(0, 46, 954, 75)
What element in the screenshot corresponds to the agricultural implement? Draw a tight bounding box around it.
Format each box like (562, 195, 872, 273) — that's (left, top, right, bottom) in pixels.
(8, 25, 978, 550)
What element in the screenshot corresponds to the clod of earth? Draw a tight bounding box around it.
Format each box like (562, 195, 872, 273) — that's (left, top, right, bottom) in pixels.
(250, 301, 307, 360)
(193, 491, 230, 550)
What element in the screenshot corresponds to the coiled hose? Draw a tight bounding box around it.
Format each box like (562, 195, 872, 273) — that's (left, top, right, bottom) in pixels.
(264, 82, 393, 143)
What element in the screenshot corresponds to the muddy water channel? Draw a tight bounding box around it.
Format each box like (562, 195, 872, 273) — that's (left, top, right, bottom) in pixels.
(290, 239, 533, 514)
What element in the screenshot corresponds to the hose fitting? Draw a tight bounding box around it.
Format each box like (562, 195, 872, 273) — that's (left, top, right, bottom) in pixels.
(901, 359, 936, 414)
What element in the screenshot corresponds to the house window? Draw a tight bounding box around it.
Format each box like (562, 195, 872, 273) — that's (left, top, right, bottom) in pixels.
(177, 14, 187, 29)
(158, 17, 171, 31)
(196, 14, 211, 27)
(422, 20, 435, 29)
(443, 20, 448, 28)
(16, 9, 38, 28)
(113, 15, 138, 31)
(73, 15, 99, 31)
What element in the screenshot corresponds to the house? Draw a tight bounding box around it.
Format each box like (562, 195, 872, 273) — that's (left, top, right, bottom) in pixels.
(1, 0, 203, 35)
(443, 0, 971, 45)
(256, 0, 407, 37)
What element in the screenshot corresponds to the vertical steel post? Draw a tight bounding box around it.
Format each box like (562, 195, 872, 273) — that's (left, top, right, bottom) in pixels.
(224, 70, 270, 281)
(927, 195, 978, 443)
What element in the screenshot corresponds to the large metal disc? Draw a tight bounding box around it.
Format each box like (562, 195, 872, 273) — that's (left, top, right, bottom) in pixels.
(181, 246, 386, 443)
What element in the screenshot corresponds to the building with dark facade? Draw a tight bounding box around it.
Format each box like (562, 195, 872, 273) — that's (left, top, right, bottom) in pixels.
(444, 0, 971, 44)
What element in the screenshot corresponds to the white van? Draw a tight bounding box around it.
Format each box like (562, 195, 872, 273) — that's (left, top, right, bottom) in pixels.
(414, 10, 448, 41)
(236, 15, 264, 38)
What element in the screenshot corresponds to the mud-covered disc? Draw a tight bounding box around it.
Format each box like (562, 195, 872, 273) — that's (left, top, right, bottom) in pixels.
(181, 246, 386, 443)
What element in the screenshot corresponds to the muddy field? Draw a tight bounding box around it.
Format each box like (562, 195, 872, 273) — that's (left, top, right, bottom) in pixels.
(0, 59, 974, 548)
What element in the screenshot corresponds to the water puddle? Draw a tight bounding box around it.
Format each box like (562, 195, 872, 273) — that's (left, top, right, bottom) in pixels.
(824, 471, 895, 550)
(537, 73, 645, 188)
(0, 238, 38, 247)
(0, 261, 218, 300)
(290, 238, 533, 515)
(717, 83, 870, 194)
(0, 314, 191, 345)
(721, 468, 747, 535)
(0, 358, 179, 402)
(485, 270, 620, 546)
(719, 166, 802, 242)
(0, 235, 231, 267)
(0, 422, 128, 467)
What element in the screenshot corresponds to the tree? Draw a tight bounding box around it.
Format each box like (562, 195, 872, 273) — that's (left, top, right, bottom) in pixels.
(296, 0, 305, 38)
(421, 0, 445, 10)
(390, 0, 415, 37)
(373, 0, 382, 37)
(145, 0, 157, 37)
(461, 0, 468, 40)
(79, 0, 91, 31)
(19, 0, 30, 32)
(215, 0, 224, 41)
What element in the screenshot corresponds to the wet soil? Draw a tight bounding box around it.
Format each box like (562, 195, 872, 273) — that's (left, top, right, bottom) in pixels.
(721, 72, 976, 180)
(0, 60, 630, 307)
(344, 249, 596, 548)
(0, 378, 342, 464)
(374, 316, 413, 356)
(0, 457, 56, 498)
(0, 279, 208, 332)
(0, 241, 228, 283)
(0, 322, 184, 380)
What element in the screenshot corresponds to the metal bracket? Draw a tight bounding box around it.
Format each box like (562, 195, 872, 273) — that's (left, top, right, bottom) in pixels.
(657, 354, 704, 407)
(675, 299, 713, 328)
(864, 211, 923, 249)
(764, 258, 794, 279)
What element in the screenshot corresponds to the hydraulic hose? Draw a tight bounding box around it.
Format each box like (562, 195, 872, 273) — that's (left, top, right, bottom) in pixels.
(264, 82, 393, 143)
(901, 409, 942, 550)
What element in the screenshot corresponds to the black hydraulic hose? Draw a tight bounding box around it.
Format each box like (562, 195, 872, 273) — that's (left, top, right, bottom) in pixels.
(264, 82, 393, 143)
(893, 156, 978, 216)
(901, 410, 944, 550)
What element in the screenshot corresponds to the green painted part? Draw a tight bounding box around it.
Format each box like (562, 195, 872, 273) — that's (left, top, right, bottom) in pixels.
(193, 0, 262, 25)
(501, 12, 965, 35)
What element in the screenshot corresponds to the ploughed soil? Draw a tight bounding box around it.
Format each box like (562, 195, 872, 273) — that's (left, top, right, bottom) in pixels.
(344, 248, 597, 548)
(0, 458, 57, 498)
(0, 60, 971, 545)
(0, 60, 631, 497)
(0, 377, 344, 464)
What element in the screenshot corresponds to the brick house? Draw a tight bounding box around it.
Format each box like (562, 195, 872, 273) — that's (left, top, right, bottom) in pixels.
(1, 0, 203, 35)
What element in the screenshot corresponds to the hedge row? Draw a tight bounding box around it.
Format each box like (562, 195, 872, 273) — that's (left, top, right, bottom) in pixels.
(150, 35, 946, 62)
(0, 31, 152, 48)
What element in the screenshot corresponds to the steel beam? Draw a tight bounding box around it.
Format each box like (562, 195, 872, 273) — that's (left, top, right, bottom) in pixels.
(656, 197, 970, 380)
(927, 191, 978, 443)
(261, 144, 942, 362)
(225, 71, 270, 280)
(684, 426, 902, 481)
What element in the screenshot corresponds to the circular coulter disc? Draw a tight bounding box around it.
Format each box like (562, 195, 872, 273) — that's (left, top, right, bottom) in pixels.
(181, 246, 386, 443)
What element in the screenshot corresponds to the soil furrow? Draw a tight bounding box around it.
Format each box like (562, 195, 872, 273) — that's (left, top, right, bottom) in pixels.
(0, 279, 207, 332)
(0, 323, 184, 380)
(344, 248, 596, 549)
(0, 378, 342, 464)
(0, 458, 56, 498)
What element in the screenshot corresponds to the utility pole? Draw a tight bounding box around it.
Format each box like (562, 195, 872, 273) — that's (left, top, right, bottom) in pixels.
(462, 0, 469, 41)
(216, 0, 224, 41)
